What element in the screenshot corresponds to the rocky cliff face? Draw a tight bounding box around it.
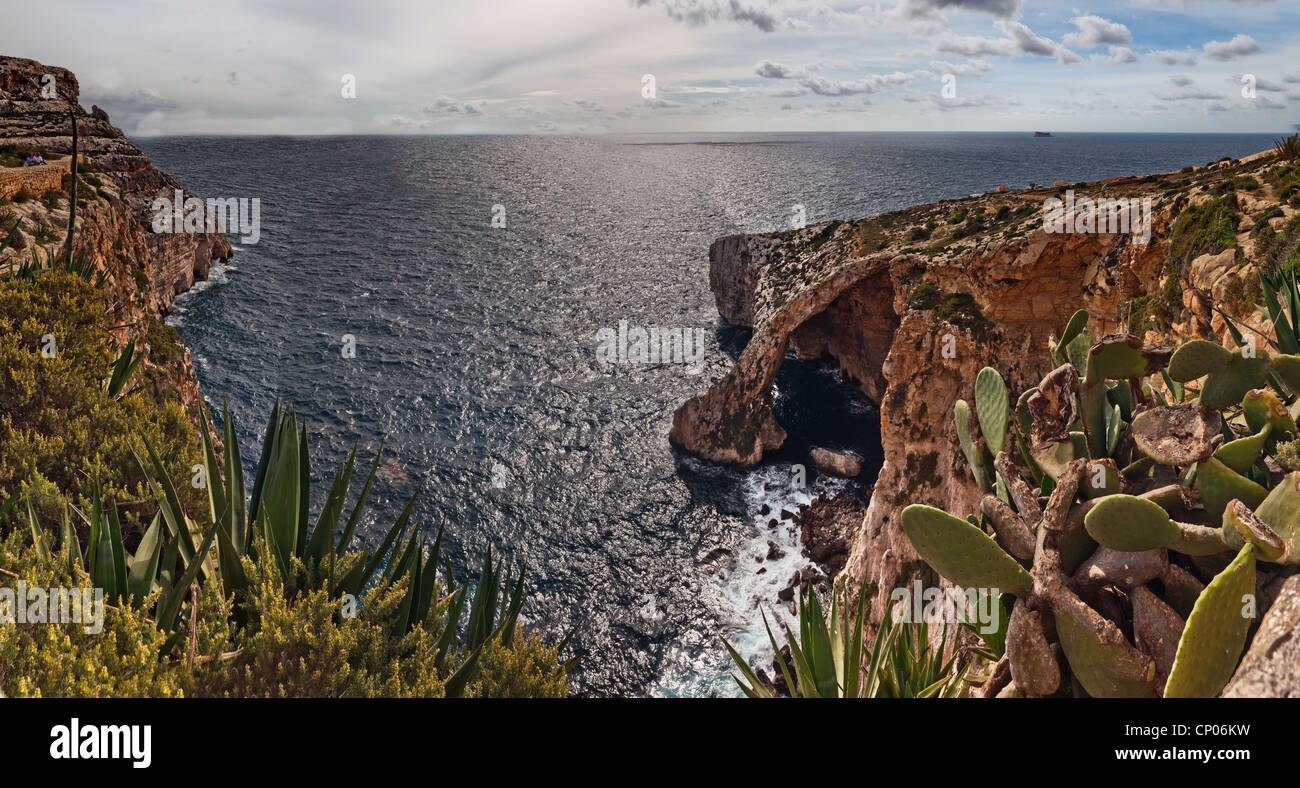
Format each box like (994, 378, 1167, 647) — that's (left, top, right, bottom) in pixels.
(673, 147, 1294, 631)
(0, 55, 232, 412)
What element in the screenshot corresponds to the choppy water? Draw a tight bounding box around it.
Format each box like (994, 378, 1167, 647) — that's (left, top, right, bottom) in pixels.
(140, 132, 1276, 696)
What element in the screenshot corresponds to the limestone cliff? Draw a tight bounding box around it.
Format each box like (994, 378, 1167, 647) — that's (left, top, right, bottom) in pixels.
(672, 147, 1295, 629)
(0, 55, 232, 413)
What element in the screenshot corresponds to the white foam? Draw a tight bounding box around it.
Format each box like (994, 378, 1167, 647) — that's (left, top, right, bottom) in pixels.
(718, 464, 850, 685)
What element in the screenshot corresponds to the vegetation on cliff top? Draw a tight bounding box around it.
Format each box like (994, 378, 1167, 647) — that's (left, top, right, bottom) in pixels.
(0, 258, 575, 698)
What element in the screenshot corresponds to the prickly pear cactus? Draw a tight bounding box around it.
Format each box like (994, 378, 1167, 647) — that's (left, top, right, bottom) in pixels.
(899, 300, 1300, 699)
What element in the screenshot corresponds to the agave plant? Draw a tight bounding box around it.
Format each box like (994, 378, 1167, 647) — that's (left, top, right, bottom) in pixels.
(722, 585, 971, 698)
(1275, 132, 1300, 165)
(904, 302, 1300, 698)
(23, 396, 566, 695)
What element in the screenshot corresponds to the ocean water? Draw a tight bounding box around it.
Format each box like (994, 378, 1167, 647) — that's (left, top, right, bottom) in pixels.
(139, 132, 1276, 696)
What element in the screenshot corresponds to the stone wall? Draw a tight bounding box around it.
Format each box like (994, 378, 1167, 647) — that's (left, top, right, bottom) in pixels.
(0, 157, 71, 200)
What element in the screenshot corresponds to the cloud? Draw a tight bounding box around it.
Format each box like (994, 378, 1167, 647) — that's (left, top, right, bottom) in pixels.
(424, 95, 484, 115)
(1093, 46, 1139, 64)
(1157, 87, 1223, 102)
(930, 59, 992, 77)
(755, 61, 913, 96)
(631, 0, 806, 32)
(933, 32, 1015, 58)
(755, 60, 811, 79)
(902, 91, 1020, 111)
(1151, 49, 1198, 66)
(1062, 15, 1132, 48)
(1203, 34, 1261, 61)
(895, 0, 1022, 23)
(1168, 75, 1194, 87)
(933, 20, 1079, 64)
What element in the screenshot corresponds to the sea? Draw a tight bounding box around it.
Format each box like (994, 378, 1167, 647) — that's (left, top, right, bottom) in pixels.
(138, 131, 1277, 696)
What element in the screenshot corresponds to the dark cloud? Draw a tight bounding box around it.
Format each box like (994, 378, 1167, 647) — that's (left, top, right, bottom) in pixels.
(631, 0, 802, 32)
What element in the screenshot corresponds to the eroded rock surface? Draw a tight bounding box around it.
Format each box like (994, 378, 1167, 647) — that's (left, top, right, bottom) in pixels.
(1, 55, 233, 413)
(673, 149, 1293, 629)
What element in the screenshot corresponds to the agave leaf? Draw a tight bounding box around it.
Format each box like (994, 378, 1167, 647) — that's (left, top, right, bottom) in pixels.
(339, 439, 385, 550)
(127, 513, 163, 605)
(306, 444, 357, 562)
(246, 398, 282, 529)
(296, 422, 310, 557)
(104, 497, 129, 602)
(801, 588, 839, 698)
(721, 636, 775, 698)
(444, 643, 485, 698)
(135, 438, 198, 566)
(25, 495, 49, 560)
(359, 486, 422, 594)
(199, 408, 227, 527)
(158, 517, 220, 633)
(1164, 544, 1257, 697)
(213, 514, 249, 594)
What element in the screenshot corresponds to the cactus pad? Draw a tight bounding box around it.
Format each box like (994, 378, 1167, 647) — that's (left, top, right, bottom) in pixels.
(975, 367, 1010, 456)
(1197, 456, 1268, 522)
(1006, 600, 1060, 696)
(1163, 544, 1257, 698)
(1129, 403, 1217, 465)
(1084, 494, 1180, 551)
(1270, 353, 1300, 397)
(1052, 587, 1158, 698)
(1223, 499, 1285, 562)
(1199, 352, 1271, 410)
(954, 399, 985, 491)
(900, 504, 1032, 595)
(1087, 334, 1171, 382)
(1167, 339, 1231, 383)
(1252, 471, 1300, 564)
(1242, 388, 1295, 437)
(1213, 427, 1268, 474)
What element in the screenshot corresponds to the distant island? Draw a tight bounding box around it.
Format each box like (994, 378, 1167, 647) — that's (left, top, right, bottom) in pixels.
(1034, 131, 1054, 137)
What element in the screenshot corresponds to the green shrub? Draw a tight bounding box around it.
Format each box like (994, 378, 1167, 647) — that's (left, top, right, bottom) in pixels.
(0, 270, 203, 536)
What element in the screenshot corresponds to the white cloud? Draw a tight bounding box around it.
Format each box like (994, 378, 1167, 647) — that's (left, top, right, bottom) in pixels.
(1151, 49, 1198, 66)
(1203, 34, 1261, 61)
(1062, 15, 1132, 49)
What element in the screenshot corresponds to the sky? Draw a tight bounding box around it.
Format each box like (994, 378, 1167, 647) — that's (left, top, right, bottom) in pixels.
(4, 0, 1299, 135)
